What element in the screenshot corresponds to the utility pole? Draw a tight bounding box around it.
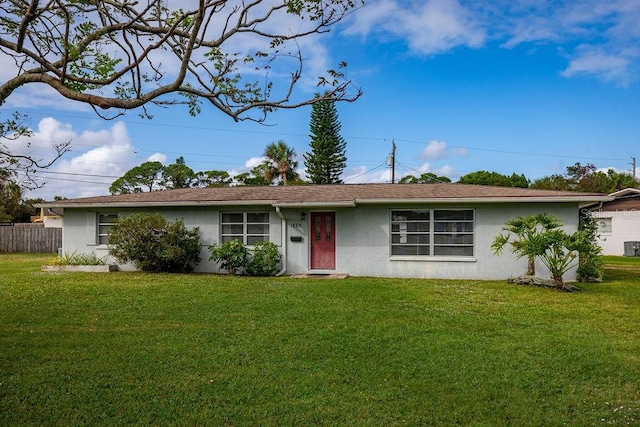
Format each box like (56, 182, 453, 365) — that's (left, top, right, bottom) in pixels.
(386, 140, 396, 184)
(631, 156, 637, 180)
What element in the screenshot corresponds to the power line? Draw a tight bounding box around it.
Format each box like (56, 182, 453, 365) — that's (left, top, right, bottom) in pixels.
(3, 106, 629, 163)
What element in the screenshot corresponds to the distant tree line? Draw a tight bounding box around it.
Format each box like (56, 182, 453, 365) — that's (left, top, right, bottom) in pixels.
(456, 163, 637, 193)
(110, 96, 349, 194)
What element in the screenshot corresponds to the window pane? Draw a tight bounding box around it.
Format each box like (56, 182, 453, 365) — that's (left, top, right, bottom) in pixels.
(99, 213, 117, 224)
(434, 246, 474, 256)
(597, 218, 612, 234)
(434, 222, 474, 233)
(406, 222, 430, 232)
(247, 224, 268, 234)
(247, 235, 267, 245)
(247, 212, 269, 223)
(221, 224, 244, 235)
(222, 213, 243, 223)
(391, 245, 430, 256)
(389, 209, 474, 258)
(434, 210, 473, 221)
(392, 234, 430, 244)
(392, 210, 430, 222)
(98, 225, 112, 235)
(221, 212, 269, 245)
(434, 234, 474, 245)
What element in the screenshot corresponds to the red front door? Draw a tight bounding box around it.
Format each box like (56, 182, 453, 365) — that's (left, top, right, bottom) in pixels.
(310, 212, 336, 270)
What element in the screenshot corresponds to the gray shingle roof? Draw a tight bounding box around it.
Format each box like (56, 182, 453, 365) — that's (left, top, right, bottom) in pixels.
(39, 183, 611, 208)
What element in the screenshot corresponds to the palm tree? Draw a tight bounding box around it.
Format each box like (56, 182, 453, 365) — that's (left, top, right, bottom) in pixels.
(492, 213, 562, 276)
(261, 140, 299, 185)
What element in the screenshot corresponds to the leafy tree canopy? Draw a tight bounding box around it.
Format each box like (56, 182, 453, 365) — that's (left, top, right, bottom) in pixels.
(109, 161, 165, 194)
(0, 1, 362, 121)
(531, 162, 638, 193)
(234, 170, 271, 187)
(161, 157, 196, 189)
(258, 140, 300, 185)
(458, 171, 530, 188)
(195, 170, 233, 188)
(399, 172, 451, 184)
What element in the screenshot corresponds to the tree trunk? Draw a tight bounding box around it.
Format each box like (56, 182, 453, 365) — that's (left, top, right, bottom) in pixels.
(527, 257, 535, 276)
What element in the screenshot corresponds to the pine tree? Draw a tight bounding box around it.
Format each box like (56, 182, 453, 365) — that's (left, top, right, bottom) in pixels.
(304, 99, 347, 184)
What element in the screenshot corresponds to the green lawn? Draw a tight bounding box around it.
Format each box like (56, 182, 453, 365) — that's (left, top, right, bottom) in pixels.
(1, 253, 639, 426)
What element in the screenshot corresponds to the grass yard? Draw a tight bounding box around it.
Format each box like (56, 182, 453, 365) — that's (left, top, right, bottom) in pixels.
(1, 253, 639, 426)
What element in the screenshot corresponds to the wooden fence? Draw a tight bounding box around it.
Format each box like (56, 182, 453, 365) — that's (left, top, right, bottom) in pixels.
(0, 223, 62, 253)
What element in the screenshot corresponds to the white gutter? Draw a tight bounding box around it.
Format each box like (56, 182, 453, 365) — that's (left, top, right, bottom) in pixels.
(35, 200, 280, 209)
(355, 196, 614, 205)
(275, 207, 287, 276)
(273, 201, 357, 208)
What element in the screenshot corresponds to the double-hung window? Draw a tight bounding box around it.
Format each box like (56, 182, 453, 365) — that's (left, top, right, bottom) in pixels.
(97, 213, 117, 245)
(221, 212, 269, 244)
(391, 209, 474, 257)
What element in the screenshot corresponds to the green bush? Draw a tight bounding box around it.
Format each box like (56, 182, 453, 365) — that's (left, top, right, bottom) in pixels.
(577, 209, 604, 282)
(108, 213, 201, 273)
(52, 251, 107, 266)
(246, 241, 282, 276)
(208, 240, 249, 275)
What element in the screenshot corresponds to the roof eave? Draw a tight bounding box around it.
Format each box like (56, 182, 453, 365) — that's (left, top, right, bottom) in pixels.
(273, 201, 358, 208)
(36, 200, 278, 209)
(355, 196, 614, 204)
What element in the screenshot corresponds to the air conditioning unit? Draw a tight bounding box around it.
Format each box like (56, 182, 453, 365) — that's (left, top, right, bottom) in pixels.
(623, 242, 640, 257)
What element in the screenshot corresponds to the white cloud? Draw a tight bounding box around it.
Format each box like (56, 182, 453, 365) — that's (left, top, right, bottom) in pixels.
(561, 45, 632, 84)
(344, 0, 640, 85)
(343, 165, 390, 184)
(226, 156, 265, 179)
(420, 140, 467, 160)
(245, 156, 265, 169)
(497, 0, 640, 84)
(345, 0, 485, 55)
(407, 162, 458, 181)
(147, 153, 168, 163)
(25, 120, 137, 200)
(421, 140, 447, 160)
(432, 164, 457, 179)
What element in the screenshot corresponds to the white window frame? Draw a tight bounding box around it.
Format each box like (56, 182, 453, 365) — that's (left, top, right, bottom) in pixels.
(597, 217, 612, 235)
(97, 213, 117, 245)
(220, 212, 270, 245)
(390, 209, 475, 258)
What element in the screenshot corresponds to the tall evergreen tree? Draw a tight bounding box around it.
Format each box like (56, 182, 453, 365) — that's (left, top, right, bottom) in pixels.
(304, 98, 347, 184)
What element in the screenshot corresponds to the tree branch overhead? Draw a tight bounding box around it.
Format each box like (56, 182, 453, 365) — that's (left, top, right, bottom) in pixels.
(0, 0, 364, 121)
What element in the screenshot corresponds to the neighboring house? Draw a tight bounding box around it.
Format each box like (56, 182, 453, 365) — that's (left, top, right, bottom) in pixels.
(37, 184, 610, 280)
(591, 188, 640, 256)
(33, 207, 63, 228)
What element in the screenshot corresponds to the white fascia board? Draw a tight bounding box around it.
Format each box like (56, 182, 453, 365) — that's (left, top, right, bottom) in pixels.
(609, 188, 640, 197)
(272, 201, 358, 208)
(355, 196, 613, 204)
(37, 200, 276, 209)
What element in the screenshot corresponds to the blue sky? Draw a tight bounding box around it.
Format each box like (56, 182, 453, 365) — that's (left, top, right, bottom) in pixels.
(2, 0, 639, 200)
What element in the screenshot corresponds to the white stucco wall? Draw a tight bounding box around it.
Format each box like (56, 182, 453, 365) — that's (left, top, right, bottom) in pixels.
(281, 203, 579, 280)
(61, 202, 580, 280)
(43, 216, 63, 228)
(593, 210, 640, 256)
(61, 206, 283, 273)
